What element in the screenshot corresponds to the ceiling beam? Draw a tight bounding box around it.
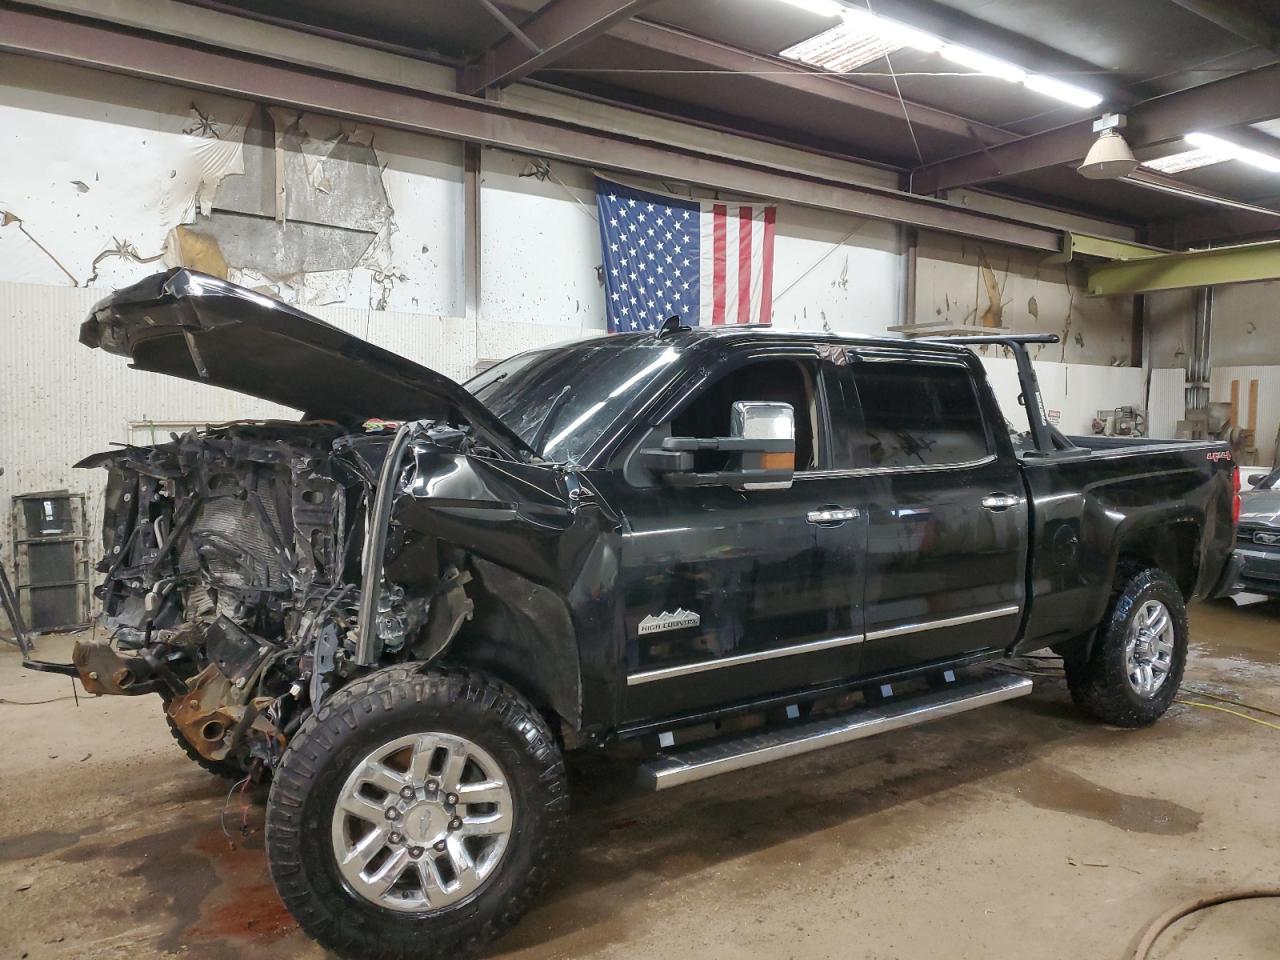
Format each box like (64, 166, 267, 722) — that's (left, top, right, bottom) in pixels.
(459, 0, 661, 95)
(1164, 0, 1280, 56)
(1087, 239, 1280, 295)
(1148, 202, 1280, 247)
(603, 18, 1018, 149)
(911, 62, 1280, 194)
(0, 5, 1064, 252)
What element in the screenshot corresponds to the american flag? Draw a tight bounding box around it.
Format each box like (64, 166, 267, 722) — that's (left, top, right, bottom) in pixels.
(596, 177, 776, 332)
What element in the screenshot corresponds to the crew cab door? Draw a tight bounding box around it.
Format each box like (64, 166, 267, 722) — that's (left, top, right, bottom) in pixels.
(844, 347, 1028, 673)
(604, 346, 868, 722)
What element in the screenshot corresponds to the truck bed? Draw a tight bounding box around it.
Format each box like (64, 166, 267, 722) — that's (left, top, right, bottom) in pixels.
(1014, 435, 1236, 655)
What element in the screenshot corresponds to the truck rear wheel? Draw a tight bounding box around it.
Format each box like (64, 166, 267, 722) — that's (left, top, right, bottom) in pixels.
(1064, 568, 1188, 727)
(265, 664, 568, 960)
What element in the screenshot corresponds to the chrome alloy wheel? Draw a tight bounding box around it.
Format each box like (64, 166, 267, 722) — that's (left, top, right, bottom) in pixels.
(331, 732, 514, 913)
(1124, 599, 1175, 699)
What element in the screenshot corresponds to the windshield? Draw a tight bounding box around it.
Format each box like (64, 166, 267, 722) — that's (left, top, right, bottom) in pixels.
(466, 339, 682, 463)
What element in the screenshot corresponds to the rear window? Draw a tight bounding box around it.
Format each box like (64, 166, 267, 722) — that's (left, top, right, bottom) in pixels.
(851, 360, 990, 468)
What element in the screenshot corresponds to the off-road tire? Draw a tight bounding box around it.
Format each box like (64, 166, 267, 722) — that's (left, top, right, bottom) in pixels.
(164, 709, 247, 780)
(265, 664, 569, 960)
(1064, 567, 1188, 727)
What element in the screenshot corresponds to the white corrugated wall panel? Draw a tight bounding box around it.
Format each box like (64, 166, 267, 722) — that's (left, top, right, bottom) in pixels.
(979, 357, 1147, 437)
(1210, 365, 1280, 466)
(0, 282, 295, 570)
(1147, 368, 1187, 439)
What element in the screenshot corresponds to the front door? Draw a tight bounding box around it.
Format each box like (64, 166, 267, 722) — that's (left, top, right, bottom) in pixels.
(604, 348, 868, 722)
(845, 347, 1028, 675)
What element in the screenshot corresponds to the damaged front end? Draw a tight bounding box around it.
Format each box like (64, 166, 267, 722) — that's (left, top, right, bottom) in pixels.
(50, 269, 574, 776)
(73, 419, 493, 773)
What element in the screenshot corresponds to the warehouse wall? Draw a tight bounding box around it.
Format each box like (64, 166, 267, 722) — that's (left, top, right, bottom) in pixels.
(913, 232, 1137, 366)
(1209, 281, 1280, 367)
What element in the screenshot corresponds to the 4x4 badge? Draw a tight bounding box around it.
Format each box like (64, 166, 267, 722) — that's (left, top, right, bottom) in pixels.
(638, 609, 700, 635)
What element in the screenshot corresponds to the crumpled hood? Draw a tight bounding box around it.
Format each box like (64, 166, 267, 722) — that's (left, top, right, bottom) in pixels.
(80, 269, 534, 461)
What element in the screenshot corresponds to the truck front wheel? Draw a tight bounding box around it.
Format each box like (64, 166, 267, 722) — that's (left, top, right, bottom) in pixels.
(1064, 568, 1188, 727)
(265, 664, 569, 960)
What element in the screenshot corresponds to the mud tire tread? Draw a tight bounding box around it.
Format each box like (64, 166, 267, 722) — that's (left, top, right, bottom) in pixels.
(265, 664, 568, 960)
(1063, 567, 1188, 728)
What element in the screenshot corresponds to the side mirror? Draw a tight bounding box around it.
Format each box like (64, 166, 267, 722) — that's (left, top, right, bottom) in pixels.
(640, 400, 796, 490)
(732, 401, 796, 490)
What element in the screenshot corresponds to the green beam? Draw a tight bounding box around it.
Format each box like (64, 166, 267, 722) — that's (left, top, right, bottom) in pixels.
(1044, 231, 1167, 266)
(1087, 240, 1280, 295)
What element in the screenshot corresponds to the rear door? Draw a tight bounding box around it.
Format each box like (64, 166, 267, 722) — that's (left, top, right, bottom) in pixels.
(845, 347, 1028, 674)
(604, 344, 869, 721)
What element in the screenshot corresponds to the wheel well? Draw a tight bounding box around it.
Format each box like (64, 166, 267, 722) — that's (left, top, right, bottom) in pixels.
(442, 557, 583, 733)
(1114, 521, 1200, 598)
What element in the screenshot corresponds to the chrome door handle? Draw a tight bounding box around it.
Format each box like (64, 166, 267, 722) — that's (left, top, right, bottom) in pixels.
(981, 493, 1021, 511)
(807, 507, 859, 525)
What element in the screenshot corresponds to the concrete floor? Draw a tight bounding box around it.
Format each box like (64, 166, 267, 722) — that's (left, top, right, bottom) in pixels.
(1, 600, 1277, 960)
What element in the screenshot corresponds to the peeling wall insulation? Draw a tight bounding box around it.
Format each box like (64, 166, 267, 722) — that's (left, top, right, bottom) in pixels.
(0, 55, 463, 313)
(913, 232, 1136, 367)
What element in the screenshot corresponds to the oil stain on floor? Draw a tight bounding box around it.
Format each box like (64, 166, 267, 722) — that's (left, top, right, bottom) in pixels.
(1010, 762, 1202, 835)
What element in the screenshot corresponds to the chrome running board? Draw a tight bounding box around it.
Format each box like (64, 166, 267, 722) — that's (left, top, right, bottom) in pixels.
(636, 672, 1032, 791)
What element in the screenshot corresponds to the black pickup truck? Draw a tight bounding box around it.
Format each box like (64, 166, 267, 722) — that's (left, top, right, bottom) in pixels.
(13, 270, 1239, 960)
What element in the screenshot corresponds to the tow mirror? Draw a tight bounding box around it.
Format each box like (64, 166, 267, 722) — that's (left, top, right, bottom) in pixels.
(641, 400, 796, 490)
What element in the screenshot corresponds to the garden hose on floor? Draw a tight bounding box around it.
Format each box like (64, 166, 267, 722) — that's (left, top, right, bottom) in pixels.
(1132, 889, 1280, 960)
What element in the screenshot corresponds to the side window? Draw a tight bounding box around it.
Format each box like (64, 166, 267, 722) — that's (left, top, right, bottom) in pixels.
(851, 360, 990, 468)
(670, 358, 823, 470)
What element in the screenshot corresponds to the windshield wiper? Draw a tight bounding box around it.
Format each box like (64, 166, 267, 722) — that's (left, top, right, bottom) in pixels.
(531, 385, 573, 455)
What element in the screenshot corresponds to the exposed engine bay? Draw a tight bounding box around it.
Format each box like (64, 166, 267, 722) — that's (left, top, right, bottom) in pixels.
(75, 419, 484, 775)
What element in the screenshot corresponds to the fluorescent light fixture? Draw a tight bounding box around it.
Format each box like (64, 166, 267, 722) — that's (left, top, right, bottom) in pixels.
(1141, 148, 1231, 175)
(940, 43, 1025, 83)
(774, 0, 844, 16)
(780, 20, 905, 72)
(1185, 132, 1280, 173)
(842, 7, 943, 53)
(1022, 74, 1103, 109)
(776, 0, 1100, 109)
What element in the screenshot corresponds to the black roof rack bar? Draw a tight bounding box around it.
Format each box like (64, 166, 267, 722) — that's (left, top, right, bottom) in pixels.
(920, 334, 1062, 455)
